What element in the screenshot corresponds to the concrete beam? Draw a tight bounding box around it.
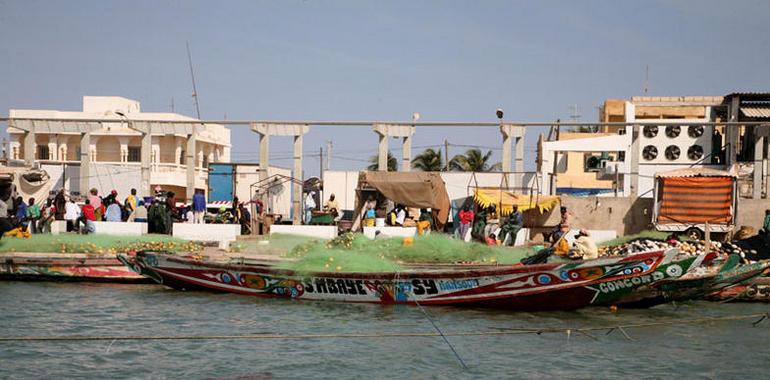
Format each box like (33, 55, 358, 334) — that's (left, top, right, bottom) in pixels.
(79, 132, 90, 195)
(186, 131, 197, 202)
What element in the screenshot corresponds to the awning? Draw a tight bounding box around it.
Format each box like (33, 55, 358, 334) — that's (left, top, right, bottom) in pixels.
(473, 188, 560, 215)
(358, 171, 451, 229)
(741, 107, 770, 118)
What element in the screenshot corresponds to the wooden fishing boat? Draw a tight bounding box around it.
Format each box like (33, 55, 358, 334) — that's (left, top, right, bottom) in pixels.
(119, 249, 689, 311)
(606, 254, 770, 307)
(707, 274, 770, 302)
(1, 252, 148, 283)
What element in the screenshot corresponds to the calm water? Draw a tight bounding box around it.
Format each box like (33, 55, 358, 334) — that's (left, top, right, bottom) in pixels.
(1, 281, 769, 379)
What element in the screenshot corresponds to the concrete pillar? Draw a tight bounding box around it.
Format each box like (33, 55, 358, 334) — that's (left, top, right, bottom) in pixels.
(293, 134, 303, 225)
(23, 128, 35, 166)
(515, 137, 524, 173)
(727, 96, 741, 165)
(186, 131, 197, 202)
(377, 132, 388, 171)
(47, 142, 57, 161)
(501, 133, 512, 172)
(628, 124, 640, 197)
(402, 135, 412, 172)
(500, 124, 525, 172)
(174, 140, 182, 165)
(140, 129, 151, 197)
(754, 134, 764, 199)
(151, 137, 160, 164)
(79, 132, 90, 196)
(59, 144, 67, 162)
(259, 132, 269, 183)
(10, 141, 20, 160)
(118, 137, 129, 162)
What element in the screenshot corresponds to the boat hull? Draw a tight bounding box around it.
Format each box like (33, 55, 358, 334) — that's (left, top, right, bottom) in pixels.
(121, 250, 678, 311)
(1, 252, 147, 283)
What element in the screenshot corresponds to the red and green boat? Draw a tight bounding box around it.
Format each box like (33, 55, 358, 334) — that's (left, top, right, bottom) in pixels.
(119, 249, 702, 311)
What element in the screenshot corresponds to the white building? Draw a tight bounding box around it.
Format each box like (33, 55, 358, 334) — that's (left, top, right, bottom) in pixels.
(6, 96, 231, 199)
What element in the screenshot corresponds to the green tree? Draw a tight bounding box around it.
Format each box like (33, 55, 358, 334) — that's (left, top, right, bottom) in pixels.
(367, 151, 398, 171)
(412, 148, 444, 171)
(449, 148, 501, 172)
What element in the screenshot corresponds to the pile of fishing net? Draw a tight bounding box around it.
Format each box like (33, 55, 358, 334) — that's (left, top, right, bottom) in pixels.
(0, 234, 203, 254)
(274, 233, 529, 273)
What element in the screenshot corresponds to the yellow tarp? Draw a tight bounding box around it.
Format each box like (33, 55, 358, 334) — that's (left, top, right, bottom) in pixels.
(473, 188, 559, 215)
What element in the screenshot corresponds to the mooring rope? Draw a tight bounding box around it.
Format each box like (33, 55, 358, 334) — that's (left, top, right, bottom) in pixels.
(0, 313, 766, 343)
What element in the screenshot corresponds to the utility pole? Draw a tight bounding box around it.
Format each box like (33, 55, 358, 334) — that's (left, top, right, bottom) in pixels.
(444, 139, 450, 171)
(326, 140, 332, 171)
(186, 41, 201, 119)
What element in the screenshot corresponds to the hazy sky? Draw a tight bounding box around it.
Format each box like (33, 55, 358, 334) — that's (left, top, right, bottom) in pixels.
(1, 0, 769, 176)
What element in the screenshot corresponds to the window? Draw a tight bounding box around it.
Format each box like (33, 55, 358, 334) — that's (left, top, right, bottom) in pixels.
(37, 145, 50, 160)
(180, 150, 186, 165)
(127, 147, 141, 162)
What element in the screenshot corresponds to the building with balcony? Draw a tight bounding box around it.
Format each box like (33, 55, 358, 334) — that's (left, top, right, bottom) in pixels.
(6, 96, 231, 199)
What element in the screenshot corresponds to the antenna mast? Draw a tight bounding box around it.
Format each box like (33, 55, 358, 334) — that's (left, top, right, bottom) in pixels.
(186, 41, 202, 119)
(644, 65, 649, 95)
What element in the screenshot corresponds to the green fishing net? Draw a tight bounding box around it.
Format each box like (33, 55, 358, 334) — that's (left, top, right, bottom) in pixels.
(0, 234, 202, 254)
(273, 233, 530, 273)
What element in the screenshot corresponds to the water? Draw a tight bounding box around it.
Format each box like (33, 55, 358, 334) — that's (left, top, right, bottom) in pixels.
(1, 281, 768, 379)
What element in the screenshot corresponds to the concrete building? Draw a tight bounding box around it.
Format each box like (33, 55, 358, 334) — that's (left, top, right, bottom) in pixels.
(540, 96, 727, 197)
(6, 96, 231, 200)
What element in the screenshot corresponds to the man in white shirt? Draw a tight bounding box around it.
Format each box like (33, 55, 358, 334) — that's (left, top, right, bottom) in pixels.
(64, 198, 81, 232)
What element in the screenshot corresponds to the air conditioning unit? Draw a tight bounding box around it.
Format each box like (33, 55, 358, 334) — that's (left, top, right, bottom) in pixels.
(585, 154, 601, 172)
(639, 121, 713, 165)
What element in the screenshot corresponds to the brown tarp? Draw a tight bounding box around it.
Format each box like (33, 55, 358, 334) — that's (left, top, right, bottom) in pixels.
(358, 171, 451, 229)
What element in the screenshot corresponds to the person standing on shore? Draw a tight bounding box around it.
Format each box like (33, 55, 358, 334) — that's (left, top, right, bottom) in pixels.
(26, 197, 41, 234)
(64, 197, 80, 232)
(53, 189, 66, 220)
(124, 188, 138, 222)
(192, 189, 206, 224)
(457, 204, 474, 242)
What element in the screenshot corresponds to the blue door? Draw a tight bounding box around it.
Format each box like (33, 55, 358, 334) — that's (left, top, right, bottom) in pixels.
(208, 163, 234, 202)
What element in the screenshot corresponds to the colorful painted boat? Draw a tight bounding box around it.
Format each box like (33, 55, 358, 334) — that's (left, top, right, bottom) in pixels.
(707, 274, 770, 302)
(607, 254, 770, 307)
(1, 252, 148, 283)
(119, 249, 685, 311)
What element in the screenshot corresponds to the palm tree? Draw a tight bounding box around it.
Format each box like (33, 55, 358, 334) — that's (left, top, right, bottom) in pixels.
(412, 148, 444, 171)
(367, 151, 398, 171)
(449, 148, 500, 172)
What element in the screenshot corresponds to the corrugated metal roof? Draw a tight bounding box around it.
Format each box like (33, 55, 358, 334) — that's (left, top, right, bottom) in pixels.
(655, 167, 738, 178)
(741, 107, 770, 118)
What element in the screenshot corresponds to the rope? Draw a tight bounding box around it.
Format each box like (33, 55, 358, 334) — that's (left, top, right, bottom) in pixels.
(1, 313, 765, 343)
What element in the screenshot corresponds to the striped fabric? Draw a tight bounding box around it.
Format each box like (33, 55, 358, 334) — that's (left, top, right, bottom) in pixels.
(657, 177, 733, 224)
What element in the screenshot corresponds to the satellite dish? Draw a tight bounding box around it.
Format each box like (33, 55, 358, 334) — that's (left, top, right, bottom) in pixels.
(642, 145, 658, 161)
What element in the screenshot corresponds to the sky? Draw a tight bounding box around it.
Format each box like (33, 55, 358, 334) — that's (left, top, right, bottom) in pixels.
(1, 0, 769, 177)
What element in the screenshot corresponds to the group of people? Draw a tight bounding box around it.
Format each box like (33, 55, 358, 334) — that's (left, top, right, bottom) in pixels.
(0, 185, 257, 238)
(456, 203, 523, 247)
(0, 193, 51, 237)
(304, 192, 341, 225)
(60, 187, 144, 234)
